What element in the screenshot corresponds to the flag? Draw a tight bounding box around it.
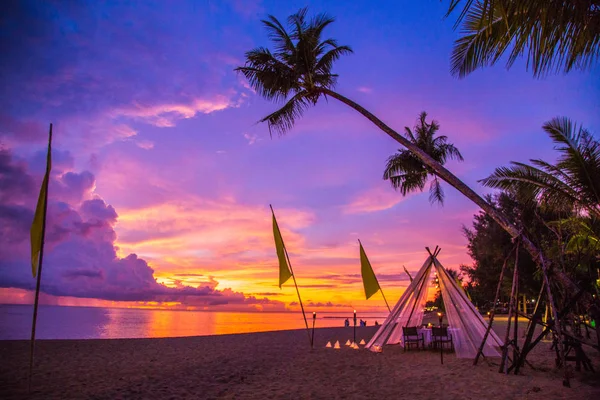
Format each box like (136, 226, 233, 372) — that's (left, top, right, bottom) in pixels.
(30, 127, 52, 277)
(403, 265, 413, 282)
(359, 241, 381, 300)
(272, 208, 292, 287)
(455, 275, 472, 301)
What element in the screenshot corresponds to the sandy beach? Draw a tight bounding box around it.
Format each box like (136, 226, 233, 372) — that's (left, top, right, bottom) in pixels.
(1, 322, 599, 400)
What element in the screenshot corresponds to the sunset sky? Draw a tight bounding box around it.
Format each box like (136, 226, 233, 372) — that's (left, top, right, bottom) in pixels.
(1, 0, 598, 313)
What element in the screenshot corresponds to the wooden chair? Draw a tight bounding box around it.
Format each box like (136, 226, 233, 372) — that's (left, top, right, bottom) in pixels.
(402, 326, 424, 351)
(432, 327, 454, 364)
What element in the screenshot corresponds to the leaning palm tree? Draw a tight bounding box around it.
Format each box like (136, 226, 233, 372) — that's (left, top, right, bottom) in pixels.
(480, 117, 600, 219)
(235, 9, 584, 332)
(447, 0, 600, 77)
(383, 112, 464, 205)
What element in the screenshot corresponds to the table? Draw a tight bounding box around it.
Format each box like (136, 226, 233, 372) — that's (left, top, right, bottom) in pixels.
(416, 327, 460, 348)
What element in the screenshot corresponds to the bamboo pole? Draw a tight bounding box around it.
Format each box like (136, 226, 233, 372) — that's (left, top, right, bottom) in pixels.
(404, 248, 438, 326)
(513, 264, 519, 367)
(499, 240, 520, 374)
(538, 255, 570, 387)
(473, 243, 516, 365)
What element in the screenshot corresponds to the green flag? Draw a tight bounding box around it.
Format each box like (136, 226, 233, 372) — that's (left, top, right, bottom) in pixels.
(359, 241, 381, 300)
(272, 208, 292, 288)
(30, 127, 52, 277)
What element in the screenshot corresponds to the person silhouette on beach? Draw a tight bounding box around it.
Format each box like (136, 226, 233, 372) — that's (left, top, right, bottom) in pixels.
(344, 318, 350, 327)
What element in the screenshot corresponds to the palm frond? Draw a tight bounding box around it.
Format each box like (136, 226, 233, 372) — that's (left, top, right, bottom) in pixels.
(429, 176, 445, 204)
(479, 161, 581, 211)
(235, 48, 298, 102)
(262, 15, 295, 57)
(450, 1, 600, 77)
(259, 91, 312, 136)
(236, 8, 351, 138)
(383, 151, 428, 195)
(315, 45, 353, 76)
(438, 142, 465, 162)
(450, 1, 512, 78)
(404, 127, 417, 143)
(543, 117, 600, 208)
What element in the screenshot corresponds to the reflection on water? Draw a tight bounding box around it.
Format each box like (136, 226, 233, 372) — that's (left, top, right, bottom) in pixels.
(0, 304, 388, 340)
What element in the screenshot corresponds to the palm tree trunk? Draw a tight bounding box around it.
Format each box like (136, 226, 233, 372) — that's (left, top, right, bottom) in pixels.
(319, 87, 584, 303)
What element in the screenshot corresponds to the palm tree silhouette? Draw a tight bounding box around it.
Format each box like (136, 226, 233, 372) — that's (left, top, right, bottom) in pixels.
(383, 112, 464, 205)
(235, 7, 582, 299)
(481, 117, 600, 219)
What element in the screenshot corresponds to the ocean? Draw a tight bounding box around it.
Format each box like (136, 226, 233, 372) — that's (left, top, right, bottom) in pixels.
(0, 304, 387, 340)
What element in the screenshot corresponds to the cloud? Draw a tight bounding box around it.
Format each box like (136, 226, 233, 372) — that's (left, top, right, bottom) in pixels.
(0, 149, 281, 308)
(342, 185, 406, 214)
(112, 95, 234, 128)
(114, 199, 315, 267)
(357, 86, 373, 94)
(243, 132, 258, 145)
(135, 140, 155, 150)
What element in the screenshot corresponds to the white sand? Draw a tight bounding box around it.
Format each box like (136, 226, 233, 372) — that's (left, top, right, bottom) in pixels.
(1, 323, 598, 399)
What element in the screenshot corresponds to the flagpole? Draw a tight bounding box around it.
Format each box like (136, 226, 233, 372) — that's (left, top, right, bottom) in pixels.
(29, 123, 52, 391)
(282, 232, 312, 348)
(270, 205, 312, 348)
(380, 287, 391, 313)
(358, 239, 391, 313)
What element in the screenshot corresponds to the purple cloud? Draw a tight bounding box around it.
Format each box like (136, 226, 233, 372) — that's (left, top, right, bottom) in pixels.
(0, 149, 278, 307)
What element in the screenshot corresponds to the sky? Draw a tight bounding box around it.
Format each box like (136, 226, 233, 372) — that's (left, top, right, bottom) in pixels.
(1, 0, 598, 313)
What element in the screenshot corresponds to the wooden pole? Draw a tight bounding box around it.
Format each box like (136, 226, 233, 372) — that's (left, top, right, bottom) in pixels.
(271, 205, 312, 349)
(513, 264, 519, 367)
(538, 255, 570, 387)
(524, 282, 546, 339)
(283, 235, 312, 348)
(473, 243, 515, 365)
(380, 287, 392, 314)
(311, 312, 316, 349)
(405, 251, 436, 327)
(358, 239, 392, 313)
(500, 240, 520, 374)
(28, 123, 52, 392)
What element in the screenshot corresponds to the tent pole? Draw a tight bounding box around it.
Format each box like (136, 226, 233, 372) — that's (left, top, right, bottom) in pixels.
(404, 251, 436, 327)
(473, 243, 516, 365)
(366, 254, 435, 349)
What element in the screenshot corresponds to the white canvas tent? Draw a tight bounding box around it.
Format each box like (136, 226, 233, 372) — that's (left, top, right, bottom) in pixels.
(366, 249, 503, 358)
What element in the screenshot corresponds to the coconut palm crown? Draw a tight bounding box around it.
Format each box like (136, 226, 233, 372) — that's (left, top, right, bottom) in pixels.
(448, 0, 600, 78)
(383, 112, 464, 204)
(480, 117, 600, 218)
(235, 7, 352, 136)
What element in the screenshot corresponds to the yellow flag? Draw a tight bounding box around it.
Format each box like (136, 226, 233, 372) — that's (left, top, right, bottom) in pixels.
(272, 208, 292, 288)
(359, 241, 381, 300)
(30, 125, 52, 277)
(455, 275, 471, 301)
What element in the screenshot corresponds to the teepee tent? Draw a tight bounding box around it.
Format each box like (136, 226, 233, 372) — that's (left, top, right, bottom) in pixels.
(366, 248, 503, 358)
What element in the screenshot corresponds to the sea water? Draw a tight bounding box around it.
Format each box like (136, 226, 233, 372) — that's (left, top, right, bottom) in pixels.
(0, 304, 387, 340)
